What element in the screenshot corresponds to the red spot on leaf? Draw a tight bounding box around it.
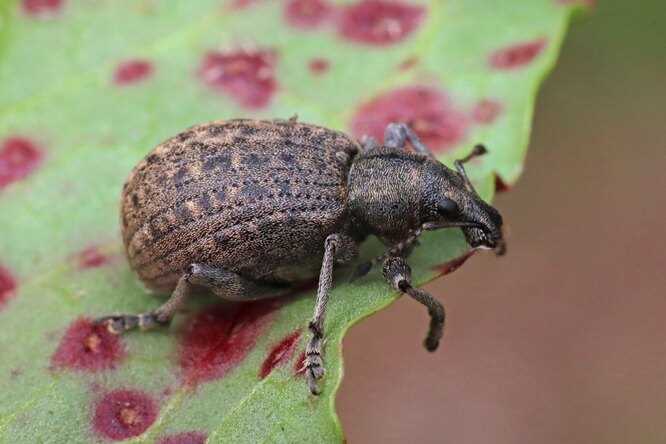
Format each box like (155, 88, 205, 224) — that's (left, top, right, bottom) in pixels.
(472, 99, 503, 124)
(284, 0, 333, 29)
(179, 301, 278, 386)
(259, 329, 301, 379)
(494, 173, 511, 193)
(51, 317, 125, 372)
(489, 38, 547, 70)
(21, 0, 63, 17)
(294, 350, 307, 376)
(351, 86, 469, 153)
(338, 0, 425, 46)
(75, 246, 111, 269)
(230, 0, 261, 9)
(199, 48, 277, 109)
(308, 58, 330, 75)
(93, 389, 158, 441)
(0, 137, 43, 190)
(433, 250, 475, 275)
(0, 265, 17, 310)
(113, 59, 154, 86)
(157, 431, 207, 444)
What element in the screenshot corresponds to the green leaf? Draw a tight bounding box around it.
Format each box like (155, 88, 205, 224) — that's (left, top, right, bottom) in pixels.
(0, 0, 584, 442)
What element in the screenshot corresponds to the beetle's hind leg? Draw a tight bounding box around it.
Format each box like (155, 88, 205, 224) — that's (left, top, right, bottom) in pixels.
(96, 264, 281, 334)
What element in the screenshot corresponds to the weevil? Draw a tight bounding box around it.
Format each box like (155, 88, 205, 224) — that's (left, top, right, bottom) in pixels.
(96, 118, 505, 394)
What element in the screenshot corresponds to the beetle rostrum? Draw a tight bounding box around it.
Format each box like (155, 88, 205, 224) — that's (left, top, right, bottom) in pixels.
(96, 118, 506, 395)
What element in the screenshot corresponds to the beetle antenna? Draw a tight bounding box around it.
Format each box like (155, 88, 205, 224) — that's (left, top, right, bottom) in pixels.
(454, 144, 487, 194)
(421, 221, 485, 231)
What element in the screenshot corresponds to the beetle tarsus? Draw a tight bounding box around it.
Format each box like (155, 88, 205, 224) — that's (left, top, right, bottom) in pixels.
(95, 315, 137, 335)
(424, 335, 440, 352)
(305, 348, 325, 395)
(95, 312, 169, 335)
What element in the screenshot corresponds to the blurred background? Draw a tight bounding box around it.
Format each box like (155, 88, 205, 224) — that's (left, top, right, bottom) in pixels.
(339, 1, 666, 443)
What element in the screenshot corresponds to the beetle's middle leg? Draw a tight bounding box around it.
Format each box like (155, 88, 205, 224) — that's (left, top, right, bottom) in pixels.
(96, 264, 281, 334)
(383, 256, 445, 352)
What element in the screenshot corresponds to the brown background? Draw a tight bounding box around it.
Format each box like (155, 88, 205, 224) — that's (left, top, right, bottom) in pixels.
(338, 1, 666, 442)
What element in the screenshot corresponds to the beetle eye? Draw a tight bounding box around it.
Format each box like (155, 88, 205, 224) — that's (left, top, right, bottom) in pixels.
(437, 197, 459, 218)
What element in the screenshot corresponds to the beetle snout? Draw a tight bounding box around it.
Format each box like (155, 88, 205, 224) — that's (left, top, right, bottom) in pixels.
(487, 227, 506, 256)
(493, 236, 507, 256)
(464, 226, 506, 256)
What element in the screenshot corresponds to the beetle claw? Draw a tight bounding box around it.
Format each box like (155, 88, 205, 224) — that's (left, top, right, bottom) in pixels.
(94, 315, 136, 335)
(306, 367, 325, 395)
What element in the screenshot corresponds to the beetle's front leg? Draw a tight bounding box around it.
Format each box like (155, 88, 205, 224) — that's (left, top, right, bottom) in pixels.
(383, 256, 445, 351)
(306, 233, 351, 395)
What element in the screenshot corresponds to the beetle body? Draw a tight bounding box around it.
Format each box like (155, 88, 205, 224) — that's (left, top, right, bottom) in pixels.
(122, 119, 360, 293)
(101, 118, 506, 395)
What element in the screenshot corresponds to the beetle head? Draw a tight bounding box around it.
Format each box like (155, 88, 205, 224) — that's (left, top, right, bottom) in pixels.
(422, 151, 506, 255)
(348, 145, 505, 255)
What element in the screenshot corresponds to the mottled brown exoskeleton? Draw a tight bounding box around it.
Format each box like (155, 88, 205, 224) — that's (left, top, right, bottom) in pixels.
(97, 118, 505, 394)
